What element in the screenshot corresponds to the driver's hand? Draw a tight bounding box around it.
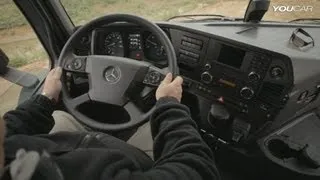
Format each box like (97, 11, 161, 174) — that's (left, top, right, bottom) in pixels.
(42, 67, 62, 102)
(156, 73, 183, 102)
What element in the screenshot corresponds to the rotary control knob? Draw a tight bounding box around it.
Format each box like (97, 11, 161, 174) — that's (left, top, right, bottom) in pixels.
(201, 72, 213, 84)
(270, 66, 284, 79)
(248, 71, 260, 81)
(240, 87, 255, 100)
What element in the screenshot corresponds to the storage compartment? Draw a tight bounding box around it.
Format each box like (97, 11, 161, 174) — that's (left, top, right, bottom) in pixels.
(259, 112, 320, 177)
(267, 139, 299, 159)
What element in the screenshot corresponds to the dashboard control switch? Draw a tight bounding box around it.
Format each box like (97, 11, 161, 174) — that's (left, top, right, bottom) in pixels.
(73, 58, 83, 70)
(182, 79, 192, 88)
(270, 66, 284, 79)
(201, 72, 213, 84)
(143, 70, 163, 86)
(231, 118, 251, 142)
(240, 87, 254, 100)
(248, 71, 260, 81)
(204, 64, 211, 70)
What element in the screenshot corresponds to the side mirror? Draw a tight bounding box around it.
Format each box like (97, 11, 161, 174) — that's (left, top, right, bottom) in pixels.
(0, 48, 40, 88)
(244, 0, 270, 22)
(0, 49, 9, 75)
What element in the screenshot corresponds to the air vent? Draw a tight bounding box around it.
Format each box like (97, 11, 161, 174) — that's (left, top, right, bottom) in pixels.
(258, 82, 285, 105)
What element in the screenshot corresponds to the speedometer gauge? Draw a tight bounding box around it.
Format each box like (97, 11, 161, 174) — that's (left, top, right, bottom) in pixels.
(104, 32, 124, 56)
(144, 34, 167, 61)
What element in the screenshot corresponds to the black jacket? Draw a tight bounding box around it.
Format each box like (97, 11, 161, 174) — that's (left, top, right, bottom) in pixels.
(3, 95, 220, 180)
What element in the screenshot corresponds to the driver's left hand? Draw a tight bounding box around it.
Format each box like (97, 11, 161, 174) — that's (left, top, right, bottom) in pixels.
(42, 67, 62, 102)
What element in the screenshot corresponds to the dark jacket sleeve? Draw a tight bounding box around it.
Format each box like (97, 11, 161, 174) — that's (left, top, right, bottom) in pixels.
(138, 97, 220, 180)
(3, 94, 55, 137)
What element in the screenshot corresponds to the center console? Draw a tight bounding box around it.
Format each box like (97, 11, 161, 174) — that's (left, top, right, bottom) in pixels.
(170, 29, 294, 143)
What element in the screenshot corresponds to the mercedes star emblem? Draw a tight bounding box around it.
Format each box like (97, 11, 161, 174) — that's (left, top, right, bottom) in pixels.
(104, 66, 121, 84)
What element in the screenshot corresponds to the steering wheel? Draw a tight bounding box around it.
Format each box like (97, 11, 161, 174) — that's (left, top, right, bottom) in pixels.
(58, 14, 178, 132)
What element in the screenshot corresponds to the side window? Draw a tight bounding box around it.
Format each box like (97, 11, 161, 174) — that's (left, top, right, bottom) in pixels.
(0, 1, 50, 117)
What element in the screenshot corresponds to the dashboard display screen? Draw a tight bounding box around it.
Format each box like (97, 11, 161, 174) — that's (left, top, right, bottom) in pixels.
(217, 45, 246, 69)
(128, 34, 142, 50)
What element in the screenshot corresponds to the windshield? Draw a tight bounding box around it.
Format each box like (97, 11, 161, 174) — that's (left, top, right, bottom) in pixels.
(61, 0, 319, 24)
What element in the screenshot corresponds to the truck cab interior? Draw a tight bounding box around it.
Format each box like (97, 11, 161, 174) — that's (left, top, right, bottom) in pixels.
(0, 0, 320, 179)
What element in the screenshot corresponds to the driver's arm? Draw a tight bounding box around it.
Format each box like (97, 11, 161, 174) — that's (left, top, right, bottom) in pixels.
(136, 74, 220, 180)
(4, 67, 62, 137)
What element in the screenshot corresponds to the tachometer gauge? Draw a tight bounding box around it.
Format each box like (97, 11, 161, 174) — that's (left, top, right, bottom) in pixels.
(144, 34, 167, 61)
(104, 32, 124, 56)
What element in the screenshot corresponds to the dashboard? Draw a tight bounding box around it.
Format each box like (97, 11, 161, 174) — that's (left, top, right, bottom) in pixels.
(73, 23, 294, 143)
(71, 22, 320, 145)
(70, 21, 320, 178)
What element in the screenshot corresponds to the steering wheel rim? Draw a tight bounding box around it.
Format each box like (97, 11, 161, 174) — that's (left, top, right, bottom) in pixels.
(58, 14, 178, 132)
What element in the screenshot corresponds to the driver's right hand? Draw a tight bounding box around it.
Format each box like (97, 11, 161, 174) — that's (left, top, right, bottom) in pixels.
(156, 73, 183, 102)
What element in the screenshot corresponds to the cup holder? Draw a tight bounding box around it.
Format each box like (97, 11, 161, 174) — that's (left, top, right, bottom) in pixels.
(267, 139, 299, 159)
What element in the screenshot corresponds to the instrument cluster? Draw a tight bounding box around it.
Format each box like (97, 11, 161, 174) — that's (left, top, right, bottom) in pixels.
(92, 28, 169, 66)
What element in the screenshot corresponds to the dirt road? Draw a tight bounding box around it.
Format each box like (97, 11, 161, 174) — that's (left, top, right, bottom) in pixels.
(0, 25, 35, 45)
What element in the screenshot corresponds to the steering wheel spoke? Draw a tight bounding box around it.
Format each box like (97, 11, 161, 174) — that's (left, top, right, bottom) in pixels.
(63, 54, 87, 73)
(123, 101, 143, 122)
(69, 93, 90, 108)
(123, 101, 154, 123)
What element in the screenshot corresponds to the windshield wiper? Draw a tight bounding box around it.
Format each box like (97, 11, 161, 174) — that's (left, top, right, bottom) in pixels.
(167, 14, 241, 22)
(289, 18, 320, 23)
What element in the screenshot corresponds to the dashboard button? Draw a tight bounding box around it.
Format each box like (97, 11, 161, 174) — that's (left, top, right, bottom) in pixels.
(182, 80, 192, 88)
(189, 43, 196, 49)
(196, 40, 203, 46)
(204, 64, 212, 70)
(201, 72, 213, 84)
(179, 54, 188, 61)
(190, 39, 197, 44)
(240, 87, 255, 100)
(187, 52, 200, 59)
(248, 71, 260, 81)
(149, 72, 161, 84)
(181, 41, 188, 46)
(179, 54, 198, 63)
(143, 70, 162, 86)
(270, 66, 284, 79)
(73, 58, 83, 70)
(193, 44, 201, 50)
